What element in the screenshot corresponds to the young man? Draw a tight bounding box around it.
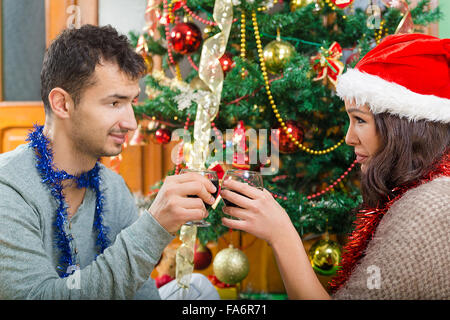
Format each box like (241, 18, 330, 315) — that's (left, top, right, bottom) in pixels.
(0, 25, 217, 299)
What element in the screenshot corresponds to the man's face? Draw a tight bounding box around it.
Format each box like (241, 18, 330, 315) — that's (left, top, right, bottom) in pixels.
(69, 61, 140, 159)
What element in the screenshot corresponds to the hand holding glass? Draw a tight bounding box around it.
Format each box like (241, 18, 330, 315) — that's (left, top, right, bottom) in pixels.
(221, 170, 264, 209)
(179, 168, 219, 227)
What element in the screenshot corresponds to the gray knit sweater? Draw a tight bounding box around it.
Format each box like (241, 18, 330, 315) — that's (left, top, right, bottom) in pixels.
(333, 176, 450, 299)
(0, 144, 175, 299)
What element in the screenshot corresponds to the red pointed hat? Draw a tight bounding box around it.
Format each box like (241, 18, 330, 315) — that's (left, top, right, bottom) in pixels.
(336, 33, 450, 123)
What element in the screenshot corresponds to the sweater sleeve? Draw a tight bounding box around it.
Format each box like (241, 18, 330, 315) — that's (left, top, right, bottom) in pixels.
(333, 177, 450, 300)
(0, 183, 175, 300)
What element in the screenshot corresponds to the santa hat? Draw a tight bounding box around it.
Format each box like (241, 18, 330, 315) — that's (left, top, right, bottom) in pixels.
(336, 33, 450, 123)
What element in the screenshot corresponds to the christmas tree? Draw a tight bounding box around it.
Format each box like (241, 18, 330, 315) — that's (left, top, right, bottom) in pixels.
(129, 0, 440, 247)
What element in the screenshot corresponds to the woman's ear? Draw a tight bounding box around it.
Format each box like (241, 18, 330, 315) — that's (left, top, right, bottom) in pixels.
(47, 88, 74, 120)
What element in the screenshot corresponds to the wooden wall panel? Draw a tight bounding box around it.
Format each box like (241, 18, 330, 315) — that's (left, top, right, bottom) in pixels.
(143, 143, 163, 193)
(0, 102, 45, 152)
(45, 0, 99, 47)
(78, 0, 98, 26)
(0, 0, 3, 101)
(45, 0, 76, 47)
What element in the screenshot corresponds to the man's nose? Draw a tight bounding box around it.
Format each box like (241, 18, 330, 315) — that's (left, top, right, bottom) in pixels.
(119, 103, 138, 132)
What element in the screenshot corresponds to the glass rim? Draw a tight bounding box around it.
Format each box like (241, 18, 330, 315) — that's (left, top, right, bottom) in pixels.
(224, 169, 261, 175)
(180, 168, 217, 174)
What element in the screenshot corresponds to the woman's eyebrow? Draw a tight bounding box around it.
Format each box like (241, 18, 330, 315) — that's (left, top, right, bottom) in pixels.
(346, 107, 371, 115)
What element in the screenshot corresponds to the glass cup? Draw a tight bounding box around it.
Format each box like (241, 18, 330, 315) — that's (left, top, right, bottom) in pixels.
(180, 168, 219, 227)
(221, 169, 264, 210)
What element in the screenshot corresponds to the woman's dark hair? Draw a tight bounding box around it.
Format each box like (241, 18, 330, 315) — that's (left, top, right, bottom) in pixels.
(40, 24, 146, 115)
(360, 113, 450, 208)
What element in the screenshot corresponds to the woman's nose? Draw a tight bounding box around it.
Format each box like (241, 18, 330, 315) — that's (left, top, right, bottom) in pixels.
(345, 124, 359, 147)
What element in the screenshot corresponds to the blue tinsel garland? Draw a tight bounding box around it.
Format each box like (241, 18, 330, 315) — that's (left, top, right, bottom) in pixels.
(26, 125, 110, 277)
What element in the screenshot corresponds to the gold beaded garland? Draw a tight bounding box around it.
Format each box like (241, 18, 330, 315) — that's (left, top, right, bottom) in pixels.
(240, 11, 247, 78)
(375, 20, 387, 44)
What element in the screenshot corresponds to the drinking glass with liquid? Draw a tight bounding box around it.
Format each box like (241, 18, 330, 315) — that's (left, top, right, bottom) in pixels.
(180, 168, 219, 227)
(222, 170, 263, 210)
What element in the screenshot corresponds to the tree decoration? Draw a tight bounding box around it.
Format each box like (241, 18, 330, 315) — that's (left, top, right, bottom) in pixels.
(290, 0, 318, 12)
(169, 22, 203, 55)
(155, 127, 171, 144)
(383, 0, 414, 34)
(219, 52, 236, 74)
(274, 120, 304, 154)
(308, 236, 342, 276)
(232, 120, 250, 170)
(144, 0, 162, 38)
(311, 42, 344, 88)
(135, 35, 153, 74)
(330, 0, 354, 9)
(262, 30, 296, 74)
(189, 76, 210, 91)
(213, 245, 250, 285)
(193, 243, 213, 270)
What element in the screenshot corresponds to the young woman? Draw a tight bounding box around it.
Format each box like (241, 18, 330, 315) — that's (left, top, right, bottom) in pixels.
(220, 33, 450, 299)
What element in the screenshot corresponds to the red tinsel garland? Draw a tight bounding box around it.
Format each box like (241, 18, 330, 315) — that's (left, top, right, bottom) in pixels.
(329, 150, 450, 293)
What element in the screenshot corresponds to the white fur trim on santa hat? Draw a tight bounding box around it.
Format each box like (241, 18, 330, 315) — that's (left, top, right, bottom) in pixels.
(336, 68, 450, 123)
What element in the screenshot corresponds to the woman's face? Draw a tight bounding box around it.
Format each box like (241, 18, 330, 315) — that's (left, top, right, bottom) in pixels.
(344, 99, 382, 173)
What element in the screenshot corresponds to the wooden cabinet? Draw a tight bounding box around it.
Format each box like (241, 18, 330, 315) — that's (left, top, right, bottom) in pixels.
(0, 102, 46, 152)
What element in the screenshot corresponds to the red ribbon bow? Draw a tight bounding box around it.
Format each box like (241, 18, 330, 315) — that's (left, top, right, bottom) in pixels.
(311, 42, 344, 87)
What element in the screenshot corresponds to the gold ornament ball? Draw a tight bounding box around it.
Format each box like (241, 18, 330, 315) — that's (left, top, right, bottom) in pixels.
(203, 26, 214, 39)
(213, 245, 250, 285)
(143, 55, 153, 74)
(308, 239, 342, 276)
(290, 0, 317, 12)
(263, 39, 296, 74)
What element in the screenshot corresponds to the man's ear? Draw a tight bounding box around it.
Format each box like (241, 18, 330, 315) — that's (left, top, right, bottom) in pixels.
(48, 88, 75, 119)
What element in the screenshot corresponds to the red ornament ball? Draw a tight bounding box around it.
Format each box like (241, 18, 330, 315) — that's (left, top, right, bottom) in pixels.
(169, 22, 202, 55)
(155, 128, 171, 144)
(219, 52, 236, 74)
(275, 120, 304, 154)
(194, 243, 212, 270)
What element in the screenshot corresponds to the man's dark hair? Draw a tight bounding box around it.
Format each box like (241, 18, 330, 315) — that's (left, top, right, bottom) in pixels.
(41, 24, 146, 115)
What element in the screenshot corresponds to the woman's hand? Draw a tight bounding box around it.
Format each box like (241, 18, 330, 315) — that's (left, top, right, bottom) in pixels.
(220, 179, 295, 246)
(220, 179, 331, 300)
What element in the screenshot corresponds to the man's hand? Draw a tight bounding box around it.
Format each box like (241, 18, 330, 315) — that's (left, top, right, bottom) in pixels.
(148, 172, 217, 234)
